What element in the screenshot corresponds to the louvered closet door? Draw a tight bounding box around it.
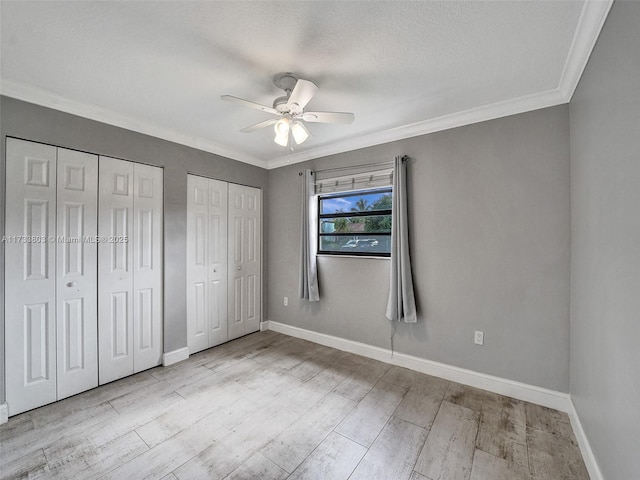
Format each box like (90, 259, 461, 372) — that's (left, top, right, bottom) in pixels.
(132, 163, 163, 372)
(56, 148, 98, 400)
(228, 183, 261, 340)
(5, 139, 58, 415)
(98, 157, 135, 384)
(186, 175, 228, 353)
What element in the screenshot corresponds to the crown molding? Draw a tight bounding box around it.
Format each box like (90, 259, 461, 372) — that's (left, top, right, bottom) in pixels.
(266, 88, 567, 169)
(0, 80, 267, 169)
(558, 0, 613, 101)
(1, 1, 610, 171)
(266, 0, 612, 170)
(2, 78, 567, 172)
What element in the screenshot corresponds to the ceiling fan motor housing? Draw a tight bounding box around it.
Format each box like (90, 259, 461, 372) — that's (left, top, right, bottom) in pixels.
(273, 72, 298, 92)
(273, 95, 290, 113)
(273, 72, 301, 114)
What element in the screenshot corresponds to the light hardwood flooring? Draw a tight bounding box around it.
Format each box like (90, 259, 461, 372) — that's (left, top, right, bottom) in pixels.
(0, 331, 589, 480)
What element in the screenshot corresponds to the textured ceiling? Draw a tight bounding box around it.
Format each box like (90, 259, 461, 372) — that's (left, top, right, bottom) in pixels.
(0, 1, 611, 169)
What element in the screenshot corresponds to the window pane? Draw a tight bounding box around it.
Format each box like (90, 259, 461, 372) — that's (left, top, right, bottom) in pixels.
(319, 234, 391, 254)
(320, 191, 392, 215)
(320, 215, 392, 234)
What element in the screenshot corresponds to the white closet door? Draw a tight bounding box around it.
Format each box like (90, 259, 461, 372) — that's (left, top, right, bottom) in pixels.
(98, 157, 134, 384)
(132, 163, 163, 372)
(56, 148, 98, 399)
(228, 183, 261, 340)
(186, 176, 228, 353)
(5, 139, 58, 415)
(186, 175, 210, 353)
(206, 179, 228, 347)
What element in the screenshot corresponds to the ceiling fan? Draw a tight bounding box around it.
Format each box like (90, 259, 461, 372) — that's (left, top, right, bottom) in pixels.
(221, 72, 355, 148)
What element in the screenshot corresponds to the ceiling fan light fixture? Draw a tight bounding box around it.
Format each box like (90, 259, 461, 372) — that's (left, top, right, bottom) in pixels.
(223, 73, 354, 148)
(274, 132, 289, 147)
(274, 117, 290, 136)
(291, 121, 310, 145)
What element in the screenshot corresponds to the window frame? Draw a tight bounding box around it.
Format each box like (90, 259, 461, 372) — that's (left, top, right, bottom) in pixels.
(317, 187, 392, 258)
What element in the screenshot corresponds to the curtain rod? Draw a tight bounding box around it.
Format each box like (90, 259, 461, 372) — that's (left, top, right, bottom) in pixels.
(298, 159, 396, 176)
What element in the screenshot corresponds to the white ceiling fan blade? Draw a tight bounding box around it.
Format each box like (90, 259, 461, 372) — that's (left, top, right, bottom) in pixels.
(240, 119, 278, 133)
(287, 79, 318, 112)
(302, 111, 355, 124)
(221, 95, 278, 115)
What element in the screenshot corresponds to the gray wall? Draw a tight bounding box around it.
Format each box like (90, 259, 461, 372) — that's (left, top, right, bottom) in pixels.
(0, 95, 269, 404)
(569, 1, 640, 479)
(268, 105, 571, 392)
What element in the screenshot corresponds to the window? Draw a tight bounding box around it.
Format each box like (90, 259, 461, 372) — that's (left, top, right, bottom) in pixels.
(318, 187, 392, 257)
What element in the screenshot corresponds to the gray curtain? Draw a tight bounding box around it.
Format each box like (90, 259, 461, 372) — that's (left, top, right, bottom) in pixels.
(386, 156, 417, 322)
(299, 169, 320, 301)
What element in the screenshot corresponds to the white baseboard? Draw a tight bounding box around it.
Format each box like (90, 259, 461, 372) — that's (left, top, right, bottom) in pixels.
(162, 347, 189, 367)
(260, 321, 269, 332)
(265, 320, 571, 412)
(265, 320, 606, 476)
(567, 399, 603, 480)
(0, 403, 8, 425)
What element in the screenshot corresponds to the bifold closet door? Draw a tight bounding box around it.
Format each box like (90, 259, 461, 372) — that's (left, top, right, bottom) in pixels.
(5, 138, 98, 416)
(132, 163, 164, 372)
(98, 158, 133, 384)
(228, 183, 261, 340)
(186, 175, 228, 353)
(55, 148, 99, 400)
(98, 157, 163, 384)
(5, 140, 58, 415)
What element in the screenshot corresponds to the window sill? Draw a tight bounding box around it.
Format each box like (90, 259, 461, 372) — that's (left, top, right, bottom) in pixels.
(316, 254, 390, 260)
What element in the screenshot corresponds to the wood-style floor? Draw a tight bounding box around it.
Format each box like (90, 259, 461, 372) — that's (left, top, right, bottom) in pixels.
(0, 331, 589, 480)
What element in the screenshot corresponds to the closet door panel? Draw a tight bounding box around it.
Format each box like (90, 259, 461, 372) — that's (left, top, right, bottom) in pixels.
(228, 184, 261, 340)
(132, 163, 163, 372)
(207, 179, 228, 347)
(187, 176, 228, 352)
(228, 190, 243, 340)
(56, 148, 98, 399)
(242, 187, 261, 334)
(98, 157, 134, 384)
(5, 138, 58, 415)
(187, 175, 210, 354)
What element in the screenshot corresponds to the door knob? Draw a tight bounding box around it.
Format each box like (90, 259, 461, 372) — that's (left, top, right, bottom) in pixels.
(66, 281, 76, 288)
(213, 268, 218, 273)
(237, 266, 241, 271)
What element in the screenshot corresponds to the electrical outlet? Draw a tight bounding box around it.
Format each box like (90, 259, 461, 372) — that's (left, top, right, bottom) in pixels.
(283, 296, 289, 307)
(474, 331, 484, 345)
